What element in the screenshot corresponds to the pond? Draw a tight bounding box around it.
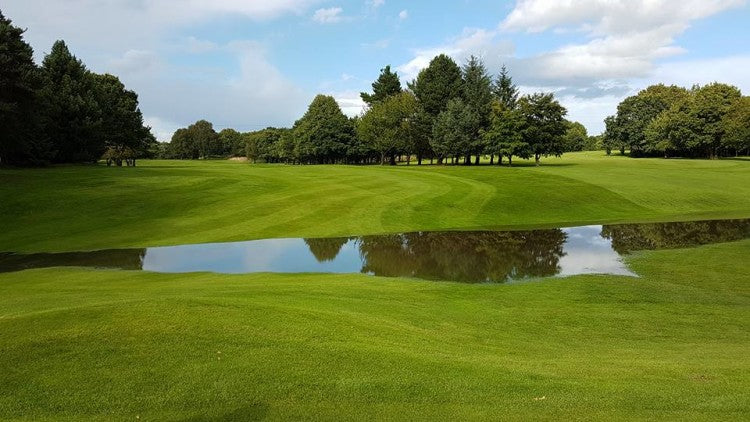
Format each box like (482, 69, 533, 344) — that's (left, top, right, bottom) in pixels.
(1, 218, 749, 283)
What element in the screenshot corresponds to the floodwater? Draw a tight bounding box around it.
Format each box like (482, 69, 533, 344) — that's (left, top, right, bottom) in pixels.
(1, 218, 748, 283)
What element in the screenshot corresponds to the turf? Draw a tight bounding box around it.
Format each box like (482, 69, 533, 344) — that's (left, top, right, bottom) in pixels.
(1, 153, 749, 420)
(1, 152, 750, 253)
(0, 240, 748, 420)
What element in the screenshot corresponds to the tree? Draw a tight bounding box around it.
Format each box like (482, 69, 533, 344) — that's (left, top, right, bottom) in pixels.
(517, 93, 567, 165)
(432, 98, 478, 164)
(492, 65, 519, 110)
(0, 11, 49, 165)
(40, 40, 102, 163)
(610, 84, 689, 155)
(461, 56, 493, 164)
(360, 65, 402, 106)
(218, 128, 244, 157)
(357, 91, 417, 165)
(293, 95, 355, 164)
(724, 96, 750, 156)
(409, 54, 463, 164)
(92, 73, 155, 166)
(484, 100, 528, 166)
(562, 121, 588, 152)
(409, 55, 463, 117)
(691, 82, 742, 159)
(167, 120, 219, 159)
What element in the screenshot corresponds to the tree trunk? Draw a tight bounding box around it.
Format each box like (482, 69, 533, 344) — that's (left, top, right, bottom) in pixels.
(489, 155, 494, 165)
(508, 155, 512, 167)
(389, 155, 396, 165)
(417, 154, 423, 165)
(381, 152, 386, 165)
(475, 155, 480, 165)
(498, 155, 503, 166)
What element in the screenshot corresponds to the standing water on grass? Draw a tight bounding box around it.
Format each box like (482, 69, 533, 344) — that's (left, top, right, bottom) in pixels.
(1, 218, 749, 283)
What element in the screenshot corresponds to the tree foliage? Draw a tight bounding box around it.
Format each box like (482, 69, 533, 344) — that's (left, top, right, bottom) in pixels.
(357, 91, 417, 165)
(517, 93, 567, 165)
(360, 65, 402, 107)
(293, 95, 355, 164)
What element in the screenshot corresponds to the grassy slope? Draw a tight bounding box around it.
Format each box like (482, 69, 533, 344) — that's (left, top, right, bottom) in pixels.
(0, 240, 748, 421)
(1, 153, 750, 253)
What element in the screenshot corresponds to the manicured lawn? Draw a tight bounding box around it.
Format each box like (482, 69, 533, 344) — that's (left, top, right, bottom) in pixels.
(0, 240, 748, 420)
(1, 152, 750, 253)
(1, 153, 749, 420)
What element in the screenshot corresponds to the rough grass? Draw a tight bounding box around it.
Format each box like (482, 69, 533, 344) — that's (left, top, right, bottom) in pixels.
(1, 152, 750, 253)
(0, 240, 748, 420)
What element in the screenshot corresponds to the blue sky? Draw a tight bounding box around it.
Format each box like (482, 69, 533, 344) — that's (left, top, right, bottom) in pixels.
(4, 0, 750, 139)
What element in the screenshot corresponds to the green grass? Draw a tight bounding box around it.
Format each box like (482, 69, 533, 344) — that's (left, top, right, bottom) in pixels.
(1, 152, 750, 253)
(0, 240, 748, 420)
(1, 152, 749, 420)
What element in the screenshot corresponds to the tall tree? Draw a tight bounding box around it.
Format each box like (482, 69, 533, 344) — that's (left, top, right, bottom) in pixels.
(517, 93, 567, 165)
(723, 96, 750, 156)
(360, 65, 402, 106)
(492, 65, 519, 110)
(293, 95, 355, 164)
(432, 98, 478, 164)
(218, 128, 244, 157)
(40, 40, 102, 163)
(461, 55, 493, 164)
(409, 54, 463, 164)
(92, 73, 154, 166)
(691, 82, 742, 159)
(0, 11, 48, 165)
(484, 100, 528, 166)
(357, 91, 417, 165)
(409, 54, 463, 118)
(562, 121, 588, 152)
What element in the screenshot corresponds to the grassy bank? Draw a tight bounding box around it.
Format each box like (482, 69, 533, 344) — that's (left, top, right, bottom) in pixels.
(0, 239, 748, 420)
(2, 152, 750, 253)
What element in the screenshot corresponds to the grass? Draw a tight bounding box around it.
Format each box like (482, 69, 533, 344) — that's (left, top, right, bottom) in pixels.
(1, 152, 749, 420)
(0, 240, 748, 420)
(1, 152, 750, 253)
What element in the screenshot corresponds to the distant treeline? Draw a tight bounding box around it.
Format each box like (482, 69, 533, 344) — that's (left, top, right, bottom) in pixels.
(0, 11, 156, 167)
(162, 57, 599, 166)
(603, 83, 750, 158)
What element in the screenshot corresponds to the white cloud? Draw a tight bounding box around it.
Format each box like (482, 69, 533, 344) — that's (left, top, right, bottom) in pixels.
(500, 0, 745, 79)
(108, 50, 163, 76)
(397, 28, 514, 82)
(330, 91, 367, 117)
(399, 10, 409, 20)
(368, 0, 386, 9)
(312, 7, 344, 24)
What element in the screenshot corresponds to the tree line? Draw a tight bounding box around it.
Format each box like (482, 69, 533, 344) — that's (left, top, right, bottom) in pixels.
(163, 56, 594, 166)
(602, 83, 750, 158)
(0, 10, 155, 166)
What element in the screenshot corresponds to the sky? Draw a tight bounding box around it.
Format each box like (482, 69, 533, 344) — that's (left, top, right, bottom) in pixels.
(4, 0, 750, 140)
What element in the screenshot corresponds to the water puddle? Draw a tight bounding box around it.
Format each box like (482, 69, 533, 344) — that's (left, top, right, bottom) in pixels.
(1, 218, 748, 283)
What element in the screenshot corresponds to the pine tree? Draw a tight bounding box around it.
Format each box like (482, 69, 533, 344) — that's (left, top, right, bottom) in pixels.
(492, 65, 519, 110)
(360, 65, 402, 106)
(0, 10, 49, 165)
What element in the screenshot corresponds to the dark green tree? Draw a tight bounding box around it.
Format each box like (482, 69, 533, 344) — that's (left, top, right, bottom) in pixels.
(409, 54, 463, 118)
(492, 65, 519, 110)
(562, 121, 588, 152)
(432, 98, 478, 164)
(484, 100, 528, 166)
(218, 128, 244, 157)
(357, 91, 417, 165)
(40, 40, 102, 163)
(0, 11, 49, 165)
(92, 73, 155, 166)
(360, 65, 402, 106)
(461, 55, 493, 164)
(293, 95, 355, 164)
(517, 93, 567, 165)
(723, 96, 750, 156)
